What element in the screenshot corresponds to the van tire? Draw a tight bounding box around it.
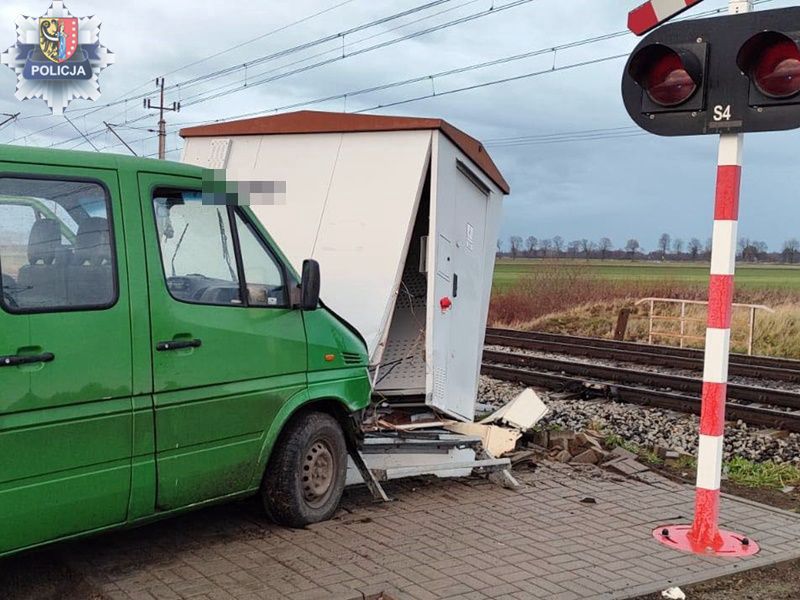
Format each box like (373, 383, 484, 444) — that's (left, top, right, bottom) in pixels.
(261, 411, 347, 528)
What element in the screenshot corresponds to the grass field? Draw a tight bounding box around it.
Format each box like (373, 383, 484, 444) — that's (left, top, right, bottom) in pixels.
(489, 259, 800, 358)
(493, 259, 800, 292)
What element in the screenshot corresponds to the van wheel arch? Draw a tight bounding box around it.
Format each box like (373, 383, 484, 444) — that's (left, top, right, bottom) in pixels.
(259, 400, 361, 527)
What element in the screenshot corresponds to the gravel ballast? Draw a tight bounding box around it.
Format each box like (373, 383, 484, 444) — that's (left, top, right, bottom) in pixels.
(478, 376, 800, 464)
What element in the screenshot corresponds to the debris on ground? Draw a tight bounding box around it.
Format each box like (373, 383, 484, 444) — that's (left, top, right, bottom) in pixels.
(661, 587, 686, 600)
(444, 420, 522, 456)
(478, 376, 800, 464)
(445, 387, 549, 456)
(479, 387, 548, 429)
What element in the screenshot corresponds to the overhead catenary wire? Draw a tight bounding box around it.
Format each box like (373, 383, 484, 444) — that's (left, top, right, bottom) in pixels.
(3, 0, 460, 145)
(170, 0, 786, 130)
(177, 0, 538, 108)
(8, 0, 496, 149)
(10, 0, 788, 152)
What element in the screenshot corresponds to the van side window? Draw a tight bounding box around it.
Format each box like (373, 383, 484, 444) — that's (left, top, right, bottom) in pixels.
(234, 211, 287, 308)
(0, 178, 116, 313)
(153, 190, 242, 306)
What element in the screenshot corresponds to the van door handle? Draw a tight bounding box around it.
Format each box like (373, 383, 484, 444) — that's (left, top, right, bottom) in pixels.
(156, 339, 202, 352)
(0, 352, 55, 367)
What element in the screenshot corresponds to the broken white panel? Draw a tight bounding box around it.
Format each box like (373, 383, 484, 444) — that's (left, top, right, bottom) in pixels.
(480, 388, 549, 431)
(443, 421, 522, 457)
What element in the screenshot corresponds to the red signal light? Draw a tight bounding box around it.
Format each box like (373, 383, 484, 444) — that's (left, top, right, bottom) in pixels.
(628, 44, 704, 110)
(644, 51, 698, 106)
(738, 31, 800, 101)
(752, 39, 800, 99)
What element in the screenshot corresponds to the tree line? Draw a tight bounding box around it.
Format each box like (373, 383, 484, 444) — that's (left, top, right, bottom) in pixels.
(499, 233, 800, 263)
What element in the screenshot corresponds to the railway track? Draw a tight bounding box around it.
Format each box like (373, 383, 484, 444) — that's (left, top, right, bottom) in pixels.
(485, 328, 800, 383)
(480, 334, 800, 433)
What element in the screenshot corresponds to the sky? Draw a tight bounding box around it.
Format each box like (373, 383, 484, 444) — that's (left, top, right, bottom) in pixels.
(0, 0, 798, 254)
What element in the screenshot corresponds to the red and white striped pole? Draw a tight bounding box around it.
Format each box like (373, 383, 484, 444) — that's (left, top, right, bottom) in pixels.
(653, 0, 761, 557)
(690, 133, 743, 550)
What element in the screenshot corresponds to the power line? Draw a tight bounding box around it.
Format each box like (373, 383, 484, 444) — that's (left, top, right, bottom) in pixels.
(174, 0, 485, 108)
(4, 0, 466, 146)
(103, 121, 138, 155)
(33, 0, 532, 151)
(178, 0, 537, 108)
(158, 0, 358, 81)
(12, 0, 787, 152)
(62, 114, 99, 151)
(354, 53, 630, 113)
(172, 0, 783, 129)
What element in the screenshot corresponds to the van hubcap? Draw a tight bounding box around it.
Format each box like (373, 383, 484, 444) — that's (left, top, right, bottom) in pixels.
(301, 440, 335, 508)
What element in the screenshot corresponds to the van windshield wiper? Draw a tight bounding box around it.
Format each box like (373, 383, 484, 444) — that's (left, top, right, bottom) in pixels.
(217, 209, 237, 282)
(170, 223, 190, 278)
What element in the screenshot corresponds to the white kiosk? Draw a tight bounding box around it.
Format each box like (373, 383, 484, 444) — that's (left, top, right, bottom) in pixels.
(181, 110, 508, 423)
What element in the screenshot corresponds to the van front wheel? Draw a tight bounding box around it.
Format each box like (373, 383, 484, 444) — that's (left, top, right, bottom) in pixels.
(261, 411, 347, 527)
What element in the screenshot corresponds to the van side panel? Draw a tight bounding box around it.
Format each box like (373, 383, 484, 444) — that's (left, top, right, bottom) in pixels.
(0, 163, 133, 554)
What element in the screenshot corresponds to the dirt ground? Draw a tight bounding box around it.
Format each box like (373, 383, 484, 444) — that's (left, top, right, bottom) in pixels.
(633, 464, 800, 600)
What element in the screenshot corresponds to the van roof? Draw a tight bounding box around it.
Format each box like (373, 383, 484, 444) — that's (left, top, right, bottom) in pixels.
(0, 144, 204, 178)
(179, 110, 510, 194)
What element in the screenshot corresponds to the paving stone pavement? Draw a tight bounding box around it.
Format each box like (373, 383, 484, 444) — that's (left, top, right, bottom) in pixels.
(15, 462, 800, 600)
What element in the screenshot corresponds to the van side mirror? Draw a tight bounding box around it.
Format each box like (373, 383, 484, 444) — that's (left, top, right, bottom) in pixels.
(300, 259, 320, 311)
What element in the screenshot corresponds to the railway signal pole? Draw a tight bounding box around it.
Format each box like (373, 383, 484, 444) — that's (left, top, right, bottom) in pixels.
(679, 0, 752, 557)
(618, 0, 800, 556)
(145, 77, 180, 159)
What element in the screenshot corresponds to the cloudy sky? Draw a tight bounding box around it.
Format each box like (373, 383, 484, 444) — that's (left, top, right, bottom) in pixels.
(0, 0, 798, 253)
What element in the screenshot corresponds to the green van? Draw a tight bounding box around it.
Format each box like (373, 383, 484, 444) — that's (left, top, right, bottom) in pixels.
(0, 145, 371, 557)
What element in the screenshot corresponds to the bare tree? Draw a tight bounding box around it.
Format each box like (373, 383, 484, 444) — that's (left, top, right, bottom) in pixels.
(509, 236, 523, 260)
(704, 238, 713, 255)
(738, 237, 751, 258)
(741, 243, 757, 262)
(658, 233, 671, 260)
(525, 235, 538, 257)
(688, 238, 702, 261)
(552, 235, 564, 258)
(673, 238, 684, 258)
(625, 238, 640, 258)
(580, 239, 595, 259)
(598, 237, 613, 260)
(567, 240, 581, 258)
(496, 238, 503, 256)
(784, 239, 799, 264)
(540, 238, 553, 257)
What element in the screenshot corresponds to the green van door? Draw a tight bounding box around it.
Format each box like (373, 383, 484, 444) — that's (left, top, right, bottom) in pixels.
(137, 174, 308, 510)
(0, 166, 133, 554)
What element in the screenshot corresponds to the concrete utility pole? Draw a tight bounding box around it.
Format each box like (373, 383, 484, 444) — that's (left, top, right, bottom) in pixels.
(145, 77, 180, 159)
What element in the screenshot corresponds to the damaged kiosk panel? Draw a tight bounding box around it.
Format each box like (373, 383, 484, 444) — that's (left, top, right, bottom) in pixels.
(180, 111, 508, 425)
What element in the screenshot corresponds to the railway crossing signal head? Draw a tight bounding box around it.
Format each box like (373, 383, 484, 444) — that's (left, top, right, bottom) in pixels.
(621, 7, 800, 136)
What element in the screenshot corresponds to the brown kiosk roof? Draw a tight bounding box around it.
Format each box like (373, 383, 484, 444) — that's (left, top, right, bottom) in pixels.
(179, 110, 509, 194)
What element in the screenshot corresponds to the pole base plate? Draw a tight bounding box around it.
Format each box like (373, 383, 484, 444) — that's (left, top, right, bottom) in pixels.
(653, 525, 760, 557)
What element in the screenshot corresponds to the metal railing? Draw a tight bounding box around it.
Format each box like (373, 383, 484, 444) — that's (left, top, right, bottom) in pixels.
(634, 297, 775, 355)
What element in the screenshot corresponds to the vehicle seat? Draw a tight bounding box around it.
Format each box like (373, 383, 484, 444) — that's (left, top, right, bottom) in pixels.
(17, 218, 68, 307)
(67, 217, 114, 306)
